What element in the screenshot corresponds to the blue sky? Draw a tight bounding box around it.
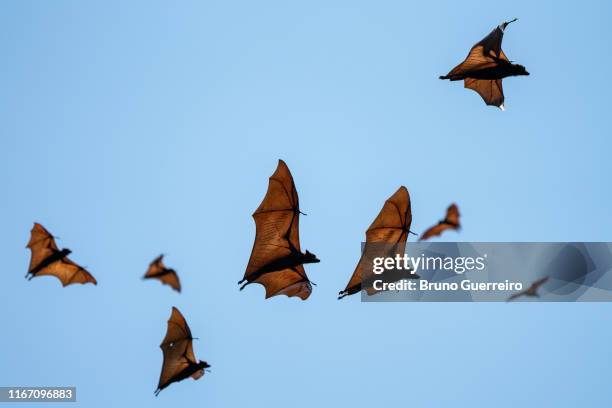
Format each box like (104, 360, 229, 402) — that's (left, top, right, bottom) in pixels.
(1, 1, 612, 407)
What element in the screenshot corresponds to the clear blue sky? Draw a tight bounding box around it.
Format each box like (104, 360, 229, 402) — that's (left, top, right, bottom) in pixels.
(2, 1, 612, 407)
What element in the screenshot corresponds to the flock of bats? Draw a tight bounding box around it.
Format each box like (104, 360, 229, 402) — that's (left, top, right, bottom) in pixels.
(21, 20, 537, 396)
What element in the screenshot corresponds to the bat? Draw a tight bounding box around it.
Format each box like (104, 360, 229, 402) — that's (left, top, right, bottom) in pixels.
(143, 254, 181, 292)
(155, 307, 210, 396)
(338, 186, 418, 299)
(439, 19, 529, 109)
(419, 204, 460, 241)
(239, 160, 320, 300)
(507, 277, 549, 302)
(25, 222, 97, 286)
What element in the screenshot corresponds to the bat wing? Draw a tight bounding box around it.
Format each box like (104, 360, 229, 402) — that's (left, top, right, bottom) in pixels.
(144, 255, 181, 292)
(445, 204, 460, 226)
(257, 266, 312, 300)
(506, 291, 525, 302)
(243, 160, 312, 299)
(158, 307, 198, 390)
(419, 223, 452, 242)
(464, 78, 505, 108)
(532, 276, 549, 289)
(27, 223, 60, 273)
(340, 186, 412, 298)
(36, 257, 97, 286)
(443, 24, 509, 79)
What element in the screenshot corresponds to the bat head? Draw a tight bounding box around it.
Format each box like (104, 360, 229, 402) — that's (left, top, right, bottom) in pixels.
(191, 361, 211, 380)
(512, 64, 529, 76)
(304, 250, 320, 263)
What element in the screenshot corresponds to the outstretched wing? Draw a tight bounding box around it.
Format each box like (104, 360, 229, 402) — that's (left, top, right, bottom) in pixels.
(144, 255, 181, 292)
(158, 307, 197, 390)
(242, 160, 312, 300)
(464, 78, 505, 108)
(443, 23, 510, 80)
(445, 204, 460, 226)
(532, 276, 549, 290)
(256, 267, 312, 300)
(27, 223, 59, 273)
(506, 291, 525, 302)
(419, 224, 452, 242)
(339, 186, 412, 298)
(36, 258, 97, 286)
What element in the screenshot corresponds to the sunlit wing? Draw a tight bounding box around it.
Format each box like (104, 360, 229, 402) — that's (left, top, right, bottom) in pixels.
(36, 258, 97, 286)
(158, 308, 197, 388)
(419, 223, 453, 242)
(445, 204, 460, 226)
(256, 267, 311, 300)
(245, 160, 301, 279)
(27, 223, 59, 272)
(341, 187, 412, 298)
(464, 78, 504, 108)
(444, 25, 509, 78)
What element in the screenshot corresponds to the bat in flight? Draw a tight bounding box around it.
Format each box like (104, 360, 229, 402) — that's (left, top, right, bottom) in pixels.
(25, 222, 97, 286)
(439, 19, 529, 109)
(155, 307, 210, 396)
(239, 159, 320, 300)
(419, 204, 460, 241)
(339, 186, 418, 299)
(143, 254, 181, 292)
(507, 277, 549, 302)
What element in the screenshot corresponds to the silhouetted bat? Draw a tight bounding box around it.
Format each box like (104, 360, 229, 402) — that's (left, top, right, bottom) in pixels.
(155, 307, 210, 396)
(440, 19, 529, 109)
(507, 277, 549, 302)
(239, 160, 320, 300)
(339, 186, 417, 299)
(25, 223, 97, 286)
(419, 204, 460, 241)
(143, 255, 181, 293)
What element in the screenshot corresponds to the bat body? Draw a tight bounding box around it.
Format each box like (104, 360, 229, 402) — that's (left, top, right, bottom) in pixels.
(440, 19, 529, 109)
(26, 223, 97, 286)
(419, 204, 460, 241)
(155, 307, 210, 396)
(240, 160, 320, 300)
(339, 186, 416, 299)
(507, 277, 549, 301)
(143, 255, 181, 292)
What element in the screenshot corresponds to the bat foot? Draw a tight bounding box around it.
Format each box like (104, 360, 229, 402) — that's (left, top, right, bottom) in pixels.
(338, 291, 348, 300)
(239, 281, 250, 291)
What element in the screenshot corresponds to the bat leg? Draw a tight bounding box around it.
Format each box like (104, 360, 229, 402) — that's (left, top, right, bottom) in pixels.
(338, 291, 348, 300)
(239, 281, 251, 291)
(237, 278, 246, 285)
(154, 389, 160, 397)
